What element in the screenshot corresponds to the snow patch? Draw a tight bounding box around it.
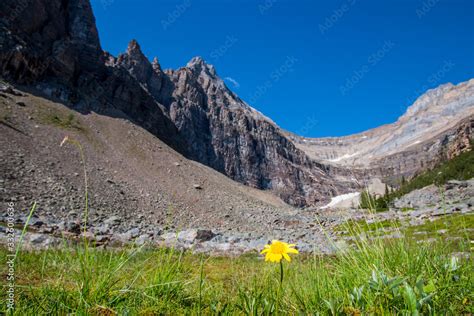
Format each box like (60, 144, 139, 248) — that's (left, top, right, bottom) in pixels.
(320, 192, 360, 209)
(328, 152, 359, 162)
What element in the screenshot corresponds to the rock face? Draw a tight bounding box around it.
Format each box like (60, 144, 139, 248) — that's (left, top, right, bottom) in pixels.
(290, 80, 474, 184)
(0, 0, 105, 84)
(0, 0, 184, 155)
(115, 49, 353, 205)
(0, 0, 472, 206)
(393, 179, 474, 211)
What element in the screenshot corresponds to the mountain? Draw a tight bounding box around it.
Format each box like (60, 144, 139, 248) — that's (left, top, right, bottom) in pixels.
(0, 0, 354, 207)
(0, 0, 473, 210)
(113, 41, 357, 206)
(290, 80, 474, 184)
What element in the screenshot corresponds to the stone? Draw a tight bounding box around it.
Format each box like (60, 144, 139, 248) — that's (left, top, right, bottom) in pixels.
(66, 222, 81, 234)
(126, 227, 140, 239)
(177, 229, 198, 243)
(30, 234, 49, 245)
(195, 229, 215, 242)
(104, 216, 121, 226)
(95, 235, 110, 243)
(94, 224, 110, 235)
(135, 234, 150, 245)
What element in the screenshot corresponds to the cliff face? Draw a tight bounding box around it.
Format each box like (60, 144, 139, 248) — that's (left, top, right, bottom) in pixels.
(0, 0, 184, 154)
(115, 47, 351, 206)
(0, 0, 102, 83)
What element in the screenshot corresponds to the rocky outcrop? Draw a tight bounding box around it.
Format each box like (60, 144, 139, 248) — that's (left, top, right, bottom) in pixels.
(0, 0, 103, 83)
(115, 40, 164, 100)
(291, 80, 474, 184)
(0, 0, 185, 155)
(115, 47, 354, 205)
(393, 179, 474, 211)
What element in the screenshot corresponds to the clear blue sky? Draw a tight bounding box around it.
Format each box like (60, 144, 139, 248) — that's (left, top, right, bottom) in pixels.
(90, 0, 474, 137)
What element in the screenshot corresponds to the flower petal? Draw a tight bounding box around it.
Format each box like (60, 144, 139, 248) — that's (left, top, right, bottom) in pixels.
(283, 253, 291, 262)
(260, 248, 269, 254)
(287, 247, 299, 254)
(268, 253, 281, 262)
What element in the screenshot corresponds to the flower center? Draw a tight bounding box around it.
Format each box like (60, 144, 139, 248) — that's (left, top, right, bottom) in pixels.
(271, 242, 285, 254)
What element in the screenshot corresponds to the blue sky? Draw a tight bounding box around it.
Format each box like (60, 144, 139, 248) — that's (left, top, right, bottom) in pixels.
(91, 0, 474, 137)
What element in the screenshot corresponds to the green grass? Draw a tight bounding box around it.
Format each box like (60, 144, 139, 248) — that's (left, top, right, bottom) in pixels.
(1, 231, 473, 315)
(392, 145, 474, 196)
(40, 112, 84, 131)
(404, 214, 474, 241)
(361, 145, 474, 212)
(336, 213, 473, 242)
(335, 218, 401, 233)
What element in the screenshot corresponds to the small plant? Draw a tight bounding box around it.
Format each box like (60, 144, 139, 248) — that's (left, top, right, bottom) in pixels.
(368, 270, 405, 307)
(260, 240, 299, 284)
(237, 288, 276, 315)
(348, 285, 365, 310)
(43, 112, 83, 130)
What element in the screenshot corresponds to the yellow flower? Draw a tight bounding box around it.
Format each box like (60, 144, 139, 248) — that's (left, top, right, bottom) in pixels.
(261, 240, 299, 263)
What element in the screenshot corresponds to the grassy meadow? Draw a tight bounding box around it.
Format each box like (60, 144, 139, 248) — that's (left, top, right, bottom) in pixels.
(1, 222, 473, 315)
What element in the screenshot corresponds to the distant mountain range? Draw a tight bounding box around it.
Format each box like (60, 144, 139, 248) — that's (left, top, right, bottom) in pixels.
(1, 0, 472, 208)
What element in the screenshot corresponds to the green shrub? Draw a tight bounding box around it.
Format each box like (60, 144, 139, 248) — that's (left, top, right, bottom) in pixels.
(362, 144, 473, 211)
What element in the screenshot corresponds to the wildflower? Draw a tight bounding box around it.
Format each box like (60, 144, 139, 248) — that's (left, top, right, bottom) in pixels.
(261, 240, 298, 263)
(60, 135, 70, 147)
(261, 240, 298, 285)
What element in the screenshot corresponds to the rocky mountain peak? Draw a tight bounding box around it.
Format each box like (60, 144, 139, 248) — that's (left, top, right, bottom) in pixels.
(152, 57, 162, 72)
(122, 39, 150, 66)
(401, 79, 474, 122)
(126, 39, 143, 55)
(1, 0, 471, 208)
(186, 56, 217, 77)
(187, 56, 206, 67)
(112, 43, 166, 89)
